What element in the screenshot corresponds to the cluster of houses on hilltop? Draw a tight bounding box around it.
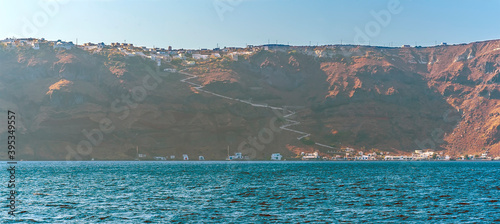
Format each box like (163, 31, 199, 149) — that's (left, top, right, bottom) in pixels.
(1, 38, 41, 49)
(1, 38, 352, 66)
(82, 42, 105, 50)
(53, 40, 75, 50)
(2, 38, 460, 64)
(0, 38, 78, 50)
(1, 38, 296, 67)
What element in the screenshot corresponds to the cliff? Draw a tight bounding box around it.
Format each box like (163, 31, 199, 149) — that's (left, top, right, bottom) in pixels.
(1, 39, 500, 160)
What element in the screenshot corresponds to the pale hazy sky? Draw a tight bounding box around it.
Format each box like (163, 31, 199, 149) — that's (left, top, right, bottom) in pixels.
(1, 0, 499, 49)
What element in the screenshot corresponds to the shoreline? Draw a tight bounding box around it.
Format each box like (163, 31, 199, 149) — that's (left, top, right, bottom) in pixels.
(3, 160, 499, 162)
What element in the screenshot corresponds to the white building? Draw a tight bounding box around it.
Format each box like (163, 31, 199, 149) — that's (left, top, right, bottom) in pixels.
(199, 156, 205, 161)
(170, 155, 175, 159)
(345, 147, 355, 152)
(173, 53, 186, 60)
(412, 150, 435, 160)
(183, 154, 189, 160)
(384, 156, 411, 161)
(229, 53, 238, 61)
(227, 152, 244, 160)
(31, 41, 39, 50)
(154, 157, 166, 161)
(302, 152, 319, 160)
(192, 54, 209, 60)
(234, 153, 242, 159)
(357, 154, 376, 160)
(53, 40, 74, 50)
(138, 154, 147, 158)
(271, 153, 282, 160)
(164, 68, 177, 72)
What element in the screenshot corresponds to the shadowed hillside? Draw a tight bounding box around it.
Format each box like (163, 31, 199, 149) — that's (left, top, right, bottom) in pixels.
(1, 40, 500, 160)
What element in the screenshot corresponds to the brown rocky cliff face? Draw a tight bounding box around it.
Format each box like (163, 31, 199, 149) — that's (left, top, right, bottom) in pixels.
(1, 47, 296, 160)
(1, 40, 500, 160)
(195, 40, 500, 156)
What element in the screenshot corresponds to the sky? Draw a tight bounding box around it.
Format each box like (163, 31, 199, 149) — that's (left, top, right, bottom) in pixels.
(1, 0, 499, 49)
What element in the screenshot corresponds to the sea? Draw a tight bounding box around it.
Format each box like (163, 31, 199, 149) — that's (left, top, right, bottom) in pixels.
(2, 161, 499, 223)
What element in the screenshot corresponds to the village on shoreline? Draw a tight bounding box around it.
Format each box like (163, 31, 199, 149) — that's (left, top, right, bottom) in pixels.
(142, 148, 500, 162)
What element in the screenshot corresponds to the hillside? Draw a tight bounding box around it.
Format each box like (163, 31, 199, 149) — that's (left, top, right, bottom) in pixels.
(1, 40, 500, 160)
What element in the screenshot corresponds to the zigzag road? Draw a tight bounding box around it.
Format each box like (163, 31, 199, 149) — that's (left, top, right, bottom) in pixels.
(178, 70, 336, 150)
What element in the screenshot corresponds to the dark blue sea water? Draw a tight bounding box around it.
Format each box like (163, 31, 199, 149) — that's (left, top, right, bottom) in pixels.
(2, 161, 499, 223)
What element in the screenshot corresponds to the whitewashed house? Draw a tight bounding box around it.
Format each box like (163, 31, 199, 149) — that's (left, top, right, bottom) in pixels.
(199, 156, 205, 161)
(183, 154, 189, 160)
(164, 68, 177, 72)
(31, 41, 39, 50)
(192, 54, 209, 60)
(357, 155, 370, 160)
(302, 152, 319, 160)
(271, 153, 282, 160)
(173, 53, 186, 60)
(234, 153, 243, 159)
(53, 40, 74, 50)
(384, 156, 411, 161)
(412, 150, 435, 160)
(227, 152, 244, 160)
(345, 147, 355, 152)
(229, 53, 238, 61)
